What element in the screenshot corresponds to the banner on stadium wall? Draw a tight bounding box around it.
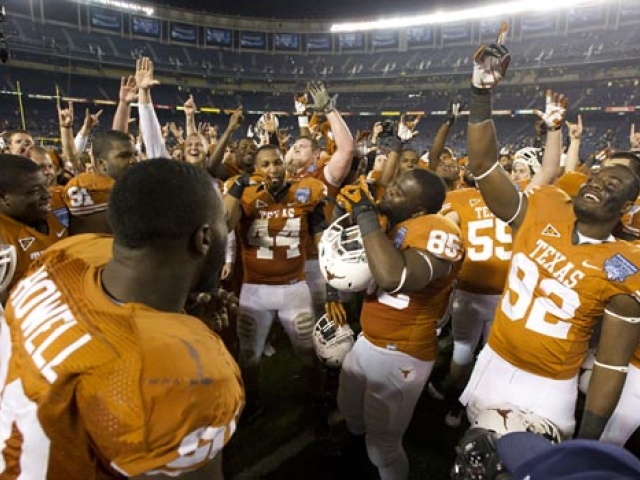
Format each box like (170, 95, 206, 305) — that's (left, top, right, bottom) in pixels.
(171, 22, 197, 43)
(132, 16, 160, 38)
(90, 7, 121, 32)
(521, 13, 556, 34)
(406, 26, 432, 45)
(605, 106, 635, 113)
(339, 32, 364, 50)
(206, 28, 232, 46)
(240, 31, 266, 49)
(274, 33, 300, 50)
(568, 5, 605, 29)
(371, 30, 398, 49)
(441, 22, 470, 42)
(306, 33, 332, 51)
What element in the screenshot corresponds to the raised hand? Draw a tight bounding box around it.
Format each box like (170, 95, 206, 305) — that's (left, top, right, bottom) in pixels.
(83, 108, 103, 131)
(397, 114, 419, 142)
(119, 75, 138, 104)
(472, 22, 510, 89)
(444, 100, 461, 126)
(261, 112, 278, 134)
(135, 57, 160, 90)
(183, 94, 197, 117)
(534, 89, 569, 131)
(57, 101, 74, 129)
(308, 81, 337, 113)
(336, 175, 377, 217)
(565, 114, 583, 141)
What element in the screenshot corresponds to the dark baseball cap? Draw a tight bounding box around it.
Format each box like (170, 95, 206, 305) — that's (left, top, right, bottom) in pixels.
(496, 432, 640, 480)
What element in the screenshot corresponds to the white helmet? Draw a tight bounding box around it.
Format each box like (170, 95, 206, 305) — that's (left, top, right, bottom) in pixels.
(513, 147, 542, 174)
(0, 244, 17, 294)
(318, 213, 373, 293)
(473, 405, 562, 443)
(312, 315, 354, 368)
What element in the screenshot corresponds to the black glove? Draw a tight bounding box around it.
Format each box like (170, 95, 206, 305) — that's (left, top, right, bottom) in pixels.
(228, 173, 253, 199)
(444, 100, 461, 127)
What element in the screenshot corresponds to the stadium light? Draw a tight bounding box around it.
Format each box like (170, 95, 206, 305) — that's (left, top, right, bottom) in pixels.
(330, 0, 610, 32)
(84, 0, 154, 16)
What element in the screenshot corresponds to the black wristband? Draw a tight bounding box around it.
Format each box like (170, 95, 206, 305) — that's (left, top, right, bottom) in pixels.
(228, 181, 246, 199)
(469, 87, 492, 124)
(357, 210, 381, 236)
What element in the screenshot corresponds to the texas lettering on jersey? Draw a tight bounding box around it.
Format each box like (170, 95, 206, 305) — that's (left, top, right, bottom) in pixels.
(488, 185, 640, 380)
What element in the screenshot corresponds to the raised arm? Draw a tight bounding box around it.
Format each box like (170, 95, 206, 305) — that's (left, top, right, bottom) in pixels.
(527, 89, 567, 189)
(429, 101, 459, 172)
(578, 294, 640, 439)
(75, 108, 103, 155)
(112, 76, 138, 133)
(467, 27, 528, 233)
(57, 101, 81, 172)
(336, 178, 458, 294)
(206, 108, 244, 178)
(564, 114, 583, 173)
(135, 57, 169, 159)
(308, 81, 355, 186)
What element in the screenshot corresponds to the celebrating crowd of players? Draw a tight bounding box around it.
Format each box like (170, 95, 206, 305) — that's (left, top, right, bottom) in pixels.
(1, 27, 640, 480)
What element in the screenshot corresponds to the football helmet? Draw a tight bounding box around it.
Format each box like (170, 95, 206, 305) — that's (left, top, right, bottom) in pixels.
(0, 244, 17, 293)
(452, 406, 561, 479)
(318, 213, 373, 293)
(473, 405, 562, 443)
(513, 147, 542, 174)
(312, 314, 354, 368)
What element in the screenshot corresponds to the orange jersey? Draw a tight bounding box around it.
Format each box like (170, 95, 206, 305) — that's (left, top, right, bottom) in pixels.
(230, 177, 327, 285)
(49, 185, 69, 229)
(63, 172, 114, 217)
(0, 212, 68, 293)
(555, 171, 586, 199)
(361, 214, 464, 362)
(0, 234, 244, 479)
(441, 188, 512, 295)
(488, 185, 640, 380)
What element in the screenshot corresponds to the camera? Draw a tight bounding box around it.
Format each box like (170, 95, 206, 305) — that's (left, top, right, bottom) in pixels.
(379, 119, 396, 138)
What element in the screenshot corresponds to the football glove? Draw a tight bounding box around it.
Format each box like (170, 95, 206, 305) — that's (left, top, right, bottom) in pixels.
(336, 175, 376, 217)
(534, 89, 568, 131)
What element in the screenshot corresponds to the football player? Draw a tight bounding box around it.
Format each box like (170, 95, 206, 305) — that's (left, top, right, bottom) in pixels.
(224, 144, 329, 424)
(286, 81, 355, 320)
(62, 130, 137, 234)
(0, 155, 68, 303)
(334, 169, 463, 479)
(435, 90, 566, 428)
(462, 36, 640, 440)
(0, 158, 243, 479)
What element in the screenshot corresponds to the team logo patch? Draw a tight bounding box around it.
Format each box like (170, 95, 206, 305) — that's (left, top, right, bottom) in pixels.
(604, 254, 638, 282)
(541, 224, 560, 238)
(295, 188, 311, 203)
(18, 237, 35, 251)
(307, 163, 317, 173)
(469, 198, 481, 207)
(394, 227, 408, 249)
(255, 199, 268, 209)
